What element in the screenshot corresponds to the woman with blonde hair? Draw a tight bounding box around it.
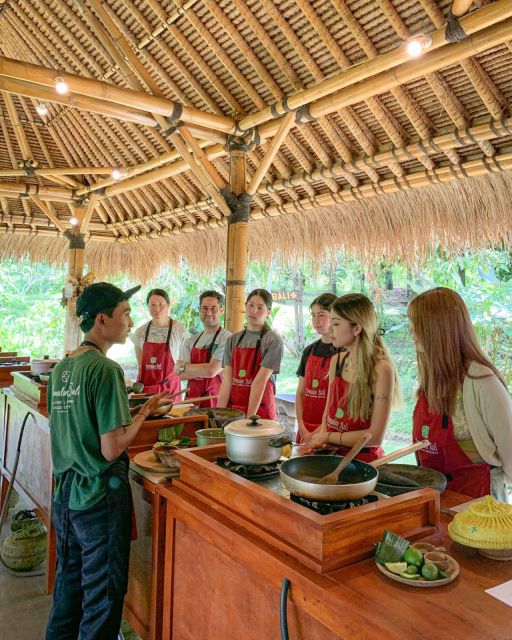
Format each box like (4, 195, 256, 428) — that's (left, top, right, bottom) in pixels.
(309, 293, 400, 461)
(409, 287, 512, 501)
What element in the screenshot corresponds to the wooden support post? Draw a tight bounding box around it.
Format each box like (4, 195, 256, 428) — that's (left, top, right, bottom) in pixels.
(225, 148, 248, 333)
(63, 226, 86, 354)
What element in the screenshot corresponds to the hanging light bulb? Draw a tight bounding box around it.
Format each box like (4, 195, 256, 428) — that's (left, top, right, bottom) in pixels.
(111, 168, 127, 181)
(406, 39, 423, 57)
(405, 34, 432, 58)
(70, 217, 78, 227)
(55, 76, 69, 95)
(36, 102, 48, 117)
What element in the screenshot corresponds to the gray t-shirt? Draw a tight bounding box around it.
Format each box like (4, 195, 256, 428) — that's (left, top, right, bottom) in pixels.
(179, 327, 232, 363)
(223, 328, 283, 373)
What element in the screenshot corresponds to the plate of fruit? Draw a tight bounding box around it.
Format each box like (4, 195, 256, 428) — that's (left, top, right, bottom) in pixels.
(375, 530, 460, 587)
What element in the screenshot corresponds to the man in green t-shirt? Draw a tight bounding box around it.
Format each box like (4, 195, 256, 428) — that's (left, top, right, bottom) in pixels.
(46, 282, 171, 640)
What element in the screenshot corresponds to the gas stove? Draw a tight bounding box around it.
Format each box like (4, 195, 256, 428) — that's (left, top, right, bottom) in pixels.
(290, 493, 379, 515)
(216, 457, 281, 480)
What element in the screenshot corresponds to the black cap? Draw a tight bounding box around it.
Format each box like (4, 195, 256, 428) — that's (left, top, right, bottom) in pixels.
(76, 282, 141, 322)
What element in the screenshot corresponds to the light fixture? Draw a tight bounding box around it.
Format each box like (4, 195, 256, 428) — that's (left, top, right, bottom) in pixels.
(36, 102, 48, 117)
(70, 217, 78, 227)
(111, 168, 128, 181)
(55, 76, 69, 95)
(405, 34, 432, 58)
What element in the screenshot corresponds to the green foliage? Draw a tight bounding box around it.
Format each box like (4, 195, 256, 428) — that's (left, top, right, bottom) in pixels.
(1, 249, 510, 437)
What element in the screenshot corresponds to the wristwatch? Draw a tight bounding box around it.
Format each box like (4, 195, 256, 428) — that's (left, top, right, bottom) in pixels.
(177, 364, 186, 374)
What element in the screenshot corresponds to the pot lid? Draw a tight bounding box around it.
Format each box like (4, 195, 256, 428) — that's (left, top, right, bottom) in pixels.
(224, 415, 284, 438)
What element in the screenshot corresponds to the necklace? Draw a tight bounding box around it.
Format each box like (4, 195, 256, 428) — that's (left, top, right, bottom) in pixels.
(80, 340, 103, 353)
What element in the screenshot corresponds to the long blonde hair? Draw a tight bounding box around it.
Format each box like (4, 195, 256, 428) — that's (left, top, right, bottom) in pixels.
(408, 287, 504, 415)
(332, 293, 400, 421)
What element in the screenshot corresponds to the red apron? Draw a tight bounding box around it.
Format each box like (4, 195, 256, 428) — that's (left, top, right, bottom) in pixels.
(412, 392, 490, 498)
(325, 354, 383, 462)
(297, 341, 334, 444)
(229, 329, 277, 420)
(187, 327, 222, 408)
(136, 320, 181, 395)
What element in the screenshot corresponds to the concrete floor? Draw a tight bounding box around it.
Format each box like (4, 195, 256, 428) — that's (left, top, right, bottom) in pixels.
(0, 505, 139, 640)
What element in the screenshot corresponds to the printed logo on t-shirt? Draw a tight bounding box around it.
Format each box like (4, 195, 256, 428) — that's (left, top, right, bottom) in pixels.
(151, 356, 157, 364)
(421, 425, 429, 438)
(239, 369, 247, 378)
(61, 370, 70, 384)
(311, 379, 319, 388)
(335, 407, 344, 419)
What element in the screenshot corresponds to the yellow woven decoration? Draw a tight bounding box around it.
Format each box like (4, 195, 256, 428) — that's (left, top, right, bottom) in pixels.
(448, 496, 512, 549)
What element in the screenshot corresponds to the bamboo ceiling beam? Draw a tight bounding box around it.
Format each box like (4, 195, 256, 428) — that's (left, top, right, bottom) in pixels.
(0, 55, 235, 132)
(78, 193, 100, 234)
(259, 115, 512, 194)
(168, 128, 230, 219)
(246, 112, 296, 196)
(177, 126, 226, 192)
(2, 92, 31, 160)
(236, 0, 512, 134)
(0, 181, 74, 201)
(0, 76, 157, 127)
(257, 15, 512, 143)
(29, 195, 67, 232)
(0, 167, 115, 177)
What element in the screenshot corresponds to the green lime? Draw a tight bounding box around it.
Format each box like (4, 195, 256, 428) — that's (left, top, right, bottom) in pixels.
(406, 565, 419, 575)
(438, 569, 449, 579)
(399, 572, 421, 580)
(384, 562, 408, 575)
(403, 547, 423, 567)
(421, 563, 439, 581)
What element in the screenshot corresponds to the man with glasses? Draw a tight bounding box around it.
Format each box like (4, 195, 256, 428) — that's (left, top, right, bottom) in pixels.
(175, 290, 231, 407)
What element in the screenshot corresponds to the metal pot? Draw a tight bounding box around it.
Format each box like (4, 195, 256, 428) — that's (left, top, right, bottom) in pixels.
(224, 415, 284, 465)
(31, 356, 60, 376)
(185, 407, 245, 429)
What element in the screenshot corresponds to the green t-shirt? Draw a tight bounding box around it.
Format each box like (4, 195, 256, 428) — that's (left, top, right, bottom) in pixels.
(48, 349, 132, 510)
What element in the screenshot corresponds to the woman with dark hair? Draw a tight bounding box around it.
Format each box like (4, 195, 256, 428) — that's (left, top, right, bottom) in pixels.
(409, 287, 512, 500)
(131, 288, 190, 394)
(217, 289, 283, 419)
(295, 293, 337, 443)
(309, 293, 400, 462)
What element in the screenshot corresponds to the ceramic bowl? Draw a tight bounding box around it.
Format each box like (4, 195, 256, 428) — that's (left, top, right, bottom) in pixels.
(153, 444, 180, 469)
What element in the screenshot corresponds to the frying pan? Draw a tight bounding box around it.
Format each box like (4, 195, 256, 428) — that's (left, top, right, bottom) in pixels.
(279, 440, 429, 501)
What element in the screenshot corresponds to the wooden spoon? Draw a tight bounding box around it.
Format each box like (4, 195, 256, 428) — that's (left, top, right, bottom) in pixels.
(370, 440, 430, 467)
(318, 433, 372, 484)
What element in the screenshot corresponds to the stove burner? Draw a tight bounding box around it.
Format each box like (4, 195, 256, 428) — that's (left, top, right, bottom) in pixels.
(290, 493, 379, 515)
(216, 457, 281, 479)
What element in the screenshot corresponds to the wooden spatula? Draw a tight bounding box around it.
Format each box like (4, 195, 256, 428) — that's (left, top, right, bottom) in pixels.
(318, 433, 372, 484)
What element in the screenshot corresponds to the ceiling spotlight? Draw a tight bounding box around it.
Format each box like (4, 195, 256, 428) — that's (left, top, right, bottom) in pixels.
(70, 217, 78, 227)
(36, 102, 48, 117)
(55, 76, 69, 95)
(112, 168, 127, 181)
(406, 34, 432, 58)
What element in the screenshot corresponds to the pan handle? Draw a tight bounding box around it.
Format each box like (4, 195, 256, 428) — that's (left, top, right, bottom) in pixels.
(371, 440, 430, 468)
(280, 577, 291, 640)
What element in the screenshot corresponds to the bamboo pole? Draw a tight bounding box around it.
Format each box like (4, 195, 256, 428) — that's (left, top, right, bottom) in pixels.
(251, 146, 512, 220)
(0, 167, 115, 177)
(0, 76, 157, 127)
(246, 112, 296, 195)
(0, 181, 73, 201)
(236, 0, 512, 133)
(0, 55, 235, 132)
(257, 15, 512, 142)
(63, 229, 86, 354)
(29, 196, 67, 232)
(167, 129, 231, 219)
(258, 116, 512, 193)
(225, 149, 248, 333)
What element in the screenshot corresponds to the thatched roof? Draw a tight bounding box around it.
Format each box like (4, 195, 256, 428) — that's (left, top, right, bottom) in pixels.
(0, 0, 511, 279)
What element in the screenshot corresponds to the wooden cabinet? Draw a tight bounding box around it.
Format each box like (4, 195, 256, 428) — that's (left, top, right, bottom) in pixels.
(159, 449, 512, 640)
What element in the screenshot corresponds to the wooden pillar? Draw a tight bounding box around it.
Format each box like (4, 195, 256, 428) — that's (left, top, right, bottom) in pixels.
(63, 230, 86, 354)
(224, 148, 248, 333)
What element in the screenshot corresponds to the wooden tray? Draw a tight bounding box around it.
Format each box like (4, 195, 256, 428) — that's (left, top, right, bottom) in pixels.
(375, 553, 460, 587)
(133, 450, 178, 473)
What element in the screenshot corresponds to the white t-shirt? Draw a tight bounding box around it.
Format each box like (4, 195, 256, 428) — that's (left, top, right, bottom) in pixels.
(131, 319, 190, 364)
(179, 327, 231, 364)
